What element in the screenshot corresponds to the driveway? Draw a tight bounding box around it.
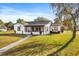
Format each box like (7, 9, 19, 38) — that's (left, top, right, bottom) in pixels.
(0, 35, 31, 55)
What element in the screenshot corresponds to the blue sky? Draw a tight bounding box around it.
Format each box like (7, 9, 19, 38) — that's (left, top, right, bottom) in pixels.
(0, 3, 56, 23)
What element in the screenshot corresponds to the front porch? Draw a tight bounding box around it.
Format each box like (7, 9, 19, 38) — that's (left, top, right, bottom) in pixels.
(24, 26, 44, 35)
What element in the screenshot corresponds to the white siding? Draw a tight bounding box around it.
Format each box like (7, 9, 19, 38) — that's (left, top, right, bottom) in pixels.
(51, 25, 61, 32)
(14, 22, 61, 35)
(14, 23, 25, 34)
(43, 22, 51, 34)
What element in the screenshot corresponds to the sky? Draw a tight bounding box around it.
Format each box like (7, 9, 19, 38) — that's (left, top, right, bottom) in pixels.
(0, 3, 56, 23)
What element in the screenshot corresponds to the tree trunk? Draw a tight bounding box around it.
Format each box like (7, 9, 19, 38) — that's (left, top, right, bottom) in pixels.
(47, 18, 76, 56)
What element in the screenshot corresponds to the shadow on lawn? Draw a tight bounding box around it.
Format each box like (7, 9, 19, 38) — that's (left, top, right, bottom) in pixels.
(1, 41, 62, 56)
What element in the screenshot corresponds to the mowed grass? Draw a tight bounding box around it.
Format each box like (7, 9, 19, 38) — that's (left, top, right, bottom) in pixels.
(2, 31, 77, 56)
(0, 30, 14, 34)
(58, 32, 79, 56)
(0, 31, 27, 48)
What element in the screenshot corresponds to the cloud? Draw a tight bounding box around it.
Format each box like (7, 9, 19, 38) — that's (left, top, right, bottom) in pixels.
(0, 6, 55, 23)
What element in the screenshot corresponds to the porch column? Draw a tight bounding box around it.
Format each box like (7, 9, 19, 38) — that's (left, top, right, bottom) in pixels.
(34, 27, 36, 32)
(44, 26, 46, 34)
(41, 26, 44, 34)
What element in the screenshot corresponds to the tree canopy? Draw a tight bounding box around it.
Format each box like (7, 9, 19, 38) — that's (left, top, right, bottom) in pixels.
(0, 19, 4, 25)
(63, 18, 73, 30)
(54, 18, 61, 24)
(16, 18, 26, 24)
(5, 21, 14, 30)
(48, 3, 79, 56)
(34, 17, 51, 22)
(51, 3, 79, 31)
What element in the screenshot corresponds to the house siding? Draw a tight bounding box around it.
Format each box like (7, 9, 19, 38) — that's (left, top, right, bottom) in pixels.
(43, 22, 52, 34)
(14, 23, 25, 34)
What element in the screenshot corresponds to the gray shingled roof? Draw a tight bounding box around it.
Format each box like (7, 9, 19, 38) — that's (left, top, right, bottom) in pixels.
(24, 21, 51, 26)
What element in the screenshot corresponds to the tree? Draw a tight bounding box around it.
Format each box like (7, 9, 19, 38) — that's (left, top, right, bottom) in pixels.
(0, 19, 4, 25)
(63, 18, 73, 30)
(54, 17, 62, 24)
(34, 17, 51, 22)
(54, 17, 73, 30)
(48, 3, 79, 56)
(17, 18, 26, 24)
(5, 21, 14, 30)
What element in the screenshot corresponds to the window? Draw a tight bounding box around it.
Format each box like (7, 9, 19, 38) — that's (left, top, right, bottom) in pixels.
(18, 26, 21, 31)
(45, 27, 48, 31)
(25, 27, 27, 32)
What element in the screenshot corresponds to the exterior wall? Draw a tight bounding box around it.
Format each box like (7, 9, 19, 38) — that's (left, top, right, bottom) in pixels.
(14, 23, 25, 34)
(23, 32, 45, 35)
(51, 25, 61, 32)
(76, 25, 79, 31)
(14, 22, 61, 35)
(23, 27, 44, 35)
(14, 23, 45, 35)
(23, 27, 31, 34)
(43, 22, 52, 34)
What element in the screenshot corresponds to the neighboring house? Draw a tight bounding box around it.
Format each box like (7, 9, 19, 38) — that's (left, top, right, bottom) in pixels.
(0, 25, 7, 32)
(76, 24, 79, 31)
(51, 23, 62, 32)
(14, 21, 62, 35)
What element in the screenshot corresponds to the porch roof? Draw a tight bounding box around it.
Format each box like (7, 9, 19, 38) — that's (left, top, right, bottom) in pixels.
(24, 21, 50, 26)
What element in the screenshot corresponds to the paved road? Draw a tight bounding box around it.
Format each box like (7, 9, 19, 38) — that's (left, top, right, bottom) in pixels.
(0, 35, 31, 55)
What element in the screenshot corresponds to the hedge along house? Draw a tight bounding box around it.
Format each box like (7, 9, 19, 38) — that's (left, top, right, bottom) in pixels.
(14, 21, 62, 35)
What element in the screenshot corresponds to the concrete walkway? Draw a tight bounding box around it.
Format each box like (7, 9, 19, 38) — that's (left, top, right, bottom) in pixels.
(0, 35, 31, 55)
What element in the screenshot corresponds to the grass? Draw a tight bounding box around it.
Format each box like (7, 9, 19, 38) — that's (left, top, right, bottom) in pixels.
(58, 33, 79, 56)
(0, 30, 14, 34)
(0, 30, 27, 48)
(2, 31, 76, 56)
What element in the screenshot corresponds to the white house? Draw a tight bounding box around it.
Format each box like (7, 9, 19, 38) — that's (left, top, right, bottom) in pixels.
(14, 21, 62, 35)
(51, 24, 62, 32)
(0, 25, 7, 32)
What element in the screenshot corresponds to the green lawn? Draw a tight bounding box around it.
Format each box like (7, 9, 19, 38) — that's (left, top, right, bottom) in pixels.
(0, 31, 27, 48)
(2, 31, 79, 56)
(0, 30, 14, 34)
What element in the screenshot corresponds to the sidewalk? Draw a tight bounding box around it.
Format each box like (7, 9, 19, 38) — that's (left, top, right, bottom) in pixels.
(0, 35, 31, 55)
